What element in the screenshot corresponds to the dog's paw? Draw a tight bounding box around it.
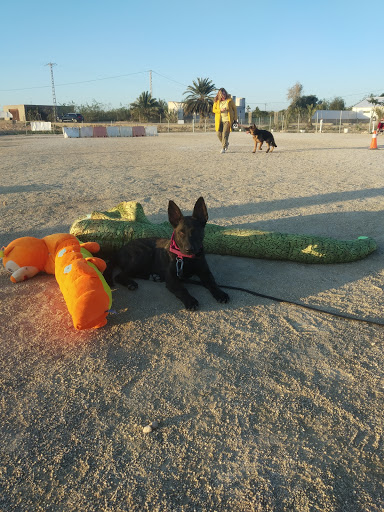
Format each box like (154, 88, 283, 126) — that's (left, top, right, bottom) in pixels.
(214, 290, 230, 303)
(116, 274, 138, 290)
(184, 297, 199, 311)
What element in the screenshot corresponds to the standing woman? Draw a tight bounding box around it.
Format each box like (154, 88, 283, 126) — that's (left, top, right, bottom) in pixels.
(212, 88, 238, 153)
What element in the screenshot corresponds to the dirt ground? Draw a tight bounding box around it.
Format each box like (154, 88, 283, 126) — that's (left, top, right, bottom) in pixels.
(0, 131, 383, 511)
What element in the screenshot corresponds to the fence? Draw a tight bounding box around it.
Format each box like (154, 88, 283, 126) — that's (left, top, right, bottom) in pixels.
(156, 113, 372, 134)
(249, 112, 371, 133)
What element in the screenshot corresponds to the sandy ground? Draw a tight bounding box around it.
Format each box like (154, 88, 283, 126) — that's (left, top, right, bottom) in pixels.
(1, 131, 384, 511)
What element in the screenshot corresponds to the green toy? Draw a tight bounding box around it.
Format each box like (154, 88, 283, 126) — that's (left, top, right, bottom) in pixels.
(69, 201, 377, 264)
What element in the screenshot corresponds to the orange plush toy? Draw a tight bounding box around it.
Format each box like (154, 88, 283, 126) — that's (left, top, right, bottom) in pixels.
(0, 234, 112, 330)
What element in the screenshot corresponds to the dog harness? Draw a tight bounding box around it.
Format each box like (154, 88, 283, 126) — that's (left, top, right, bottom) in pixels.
(169, 232, 197, 277)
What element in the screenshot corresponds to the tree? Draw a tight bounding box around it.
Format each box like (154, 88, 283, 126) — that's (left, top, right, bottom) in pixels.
(111, 105, 132, 122)
(367, 95, 384, 123)
(306, 104, 317, 128)
(286, 83, 317, 125)
(252, 106, 270, 117)
(317, 99, 330, 110)
(293, 95, 319, 110)
(78, 100, 109, 122)
(287, 82, 303, 103)
(183, 77, 216, 121)
(130, 91, 159, 122)
(164, 109, 178, 123)
(251, 106, 270, 124)
(374, 106, 384, 120)
(329, 96, 346, 110)
(286, 94, 319, 128)
(156, 99, 168, 121)
(368, 94, 384, 107)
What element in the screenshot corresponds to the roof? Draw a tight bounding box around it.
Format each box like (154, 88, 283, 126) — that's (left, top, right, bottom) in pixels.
(312, 110, 369, 120)
(352, 97, 384, 108)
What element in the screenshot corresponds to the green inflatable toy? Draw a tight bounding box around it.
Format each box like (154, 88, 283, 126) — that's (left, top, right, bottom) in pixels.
(69, 201, 377, 264)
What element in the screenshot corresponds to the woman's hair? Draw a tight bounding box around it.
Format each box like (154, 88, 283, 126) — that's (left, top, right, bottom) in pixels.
(215, 88, 230, 102)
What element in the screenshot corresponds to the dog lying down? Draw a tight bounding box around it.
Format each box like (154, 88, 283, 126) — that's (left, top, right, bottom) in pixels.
(104, 197, 229, 310)
(246, 124, 277, 153)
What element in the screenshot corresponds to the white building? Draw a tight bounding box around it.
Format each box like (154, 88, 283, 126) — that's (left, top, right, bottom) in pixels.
(168, 101, 183, 112)
(0, 111, 13, 120)
(232, 97, 246, 124)
(167, 101, 184, 121)
(351, 97, 384, 119)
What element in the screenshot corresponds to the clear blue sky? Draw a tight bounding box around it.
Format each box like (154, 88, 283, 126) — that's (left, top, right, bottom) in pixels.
(2, 0, 382, 111)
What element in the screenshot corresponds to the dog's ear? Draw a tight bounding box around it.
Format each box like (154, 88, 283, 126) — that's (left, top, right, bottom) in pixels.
(168, 200, 183, 228)
(192, 197, 208, 225)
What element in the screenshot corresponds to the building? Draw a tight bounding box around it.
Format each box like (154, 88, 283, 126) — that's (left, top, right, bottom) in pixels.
(311, 110, 369, 123)
(3, 104, 56, 122)
(167, 101, 184, 121)
(351, 97, 384, 119)
(168, 101, 182, 112)
(0, 111, 13, 120)
(233, 97, 246, 124)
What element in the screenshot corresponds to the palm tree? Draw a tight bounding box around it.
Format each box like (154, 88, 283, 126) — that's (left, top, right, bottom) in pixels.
(164, 109, 178, 123)
(156, 98, 170, 123)
(183, 77, 216, 122)
(130, 91, 159, 122)
(306, 104, 317, 128)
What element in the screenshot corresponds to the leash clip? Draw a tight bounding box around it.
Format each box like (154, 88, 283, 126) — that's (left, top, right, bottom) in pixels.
(176, 257, 184, 277)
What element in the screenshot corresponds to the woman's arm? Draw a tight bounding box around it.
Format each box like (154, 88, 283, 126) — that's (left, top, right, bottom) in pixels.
(212, 101, 220, 114)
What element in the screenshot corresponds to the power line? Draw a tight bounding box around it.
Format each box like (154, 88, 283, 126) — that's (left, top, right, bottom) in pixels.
(1, 68, 383, 106)
(0, 70, 150, 92)
(0, 69, 188, 93)
(151, 70, 188, 88)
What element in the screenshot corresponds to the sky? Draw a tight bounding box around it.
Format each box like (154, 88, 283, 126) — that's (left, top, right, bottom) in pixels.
(1, 0, 383, 112)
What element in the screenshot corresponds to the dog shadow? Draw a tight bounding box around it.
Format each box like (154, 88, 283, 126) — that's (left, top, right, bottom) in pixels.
(107, 276, 234, 326)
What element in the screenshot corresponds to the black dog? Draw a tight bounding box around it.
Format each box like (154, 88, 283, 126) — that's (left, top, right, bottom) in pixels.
(246, 124, 277, 153)
(104, 197, 229, 310)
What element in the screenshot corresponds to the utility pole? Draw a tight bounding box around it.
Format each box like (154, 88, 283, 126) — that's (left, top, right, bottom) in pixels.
(149, 70, 152, 97)
(46, 62, 57, 121)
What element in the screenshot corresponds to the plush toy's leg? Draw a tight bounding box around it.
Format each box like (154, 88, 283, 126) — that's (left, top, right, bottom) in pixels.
(55, 247, 112, 330)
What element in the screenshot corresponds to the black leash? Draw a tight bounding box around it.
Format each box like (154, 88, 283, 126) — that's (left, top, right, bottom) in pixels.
(186, 279, 384, 328)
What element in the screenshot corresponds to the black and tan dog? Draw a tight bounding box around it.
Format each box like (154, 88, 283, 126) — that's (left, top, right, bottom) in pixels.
(246, 124, 277, 153)
(104, 197, 229, 311)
